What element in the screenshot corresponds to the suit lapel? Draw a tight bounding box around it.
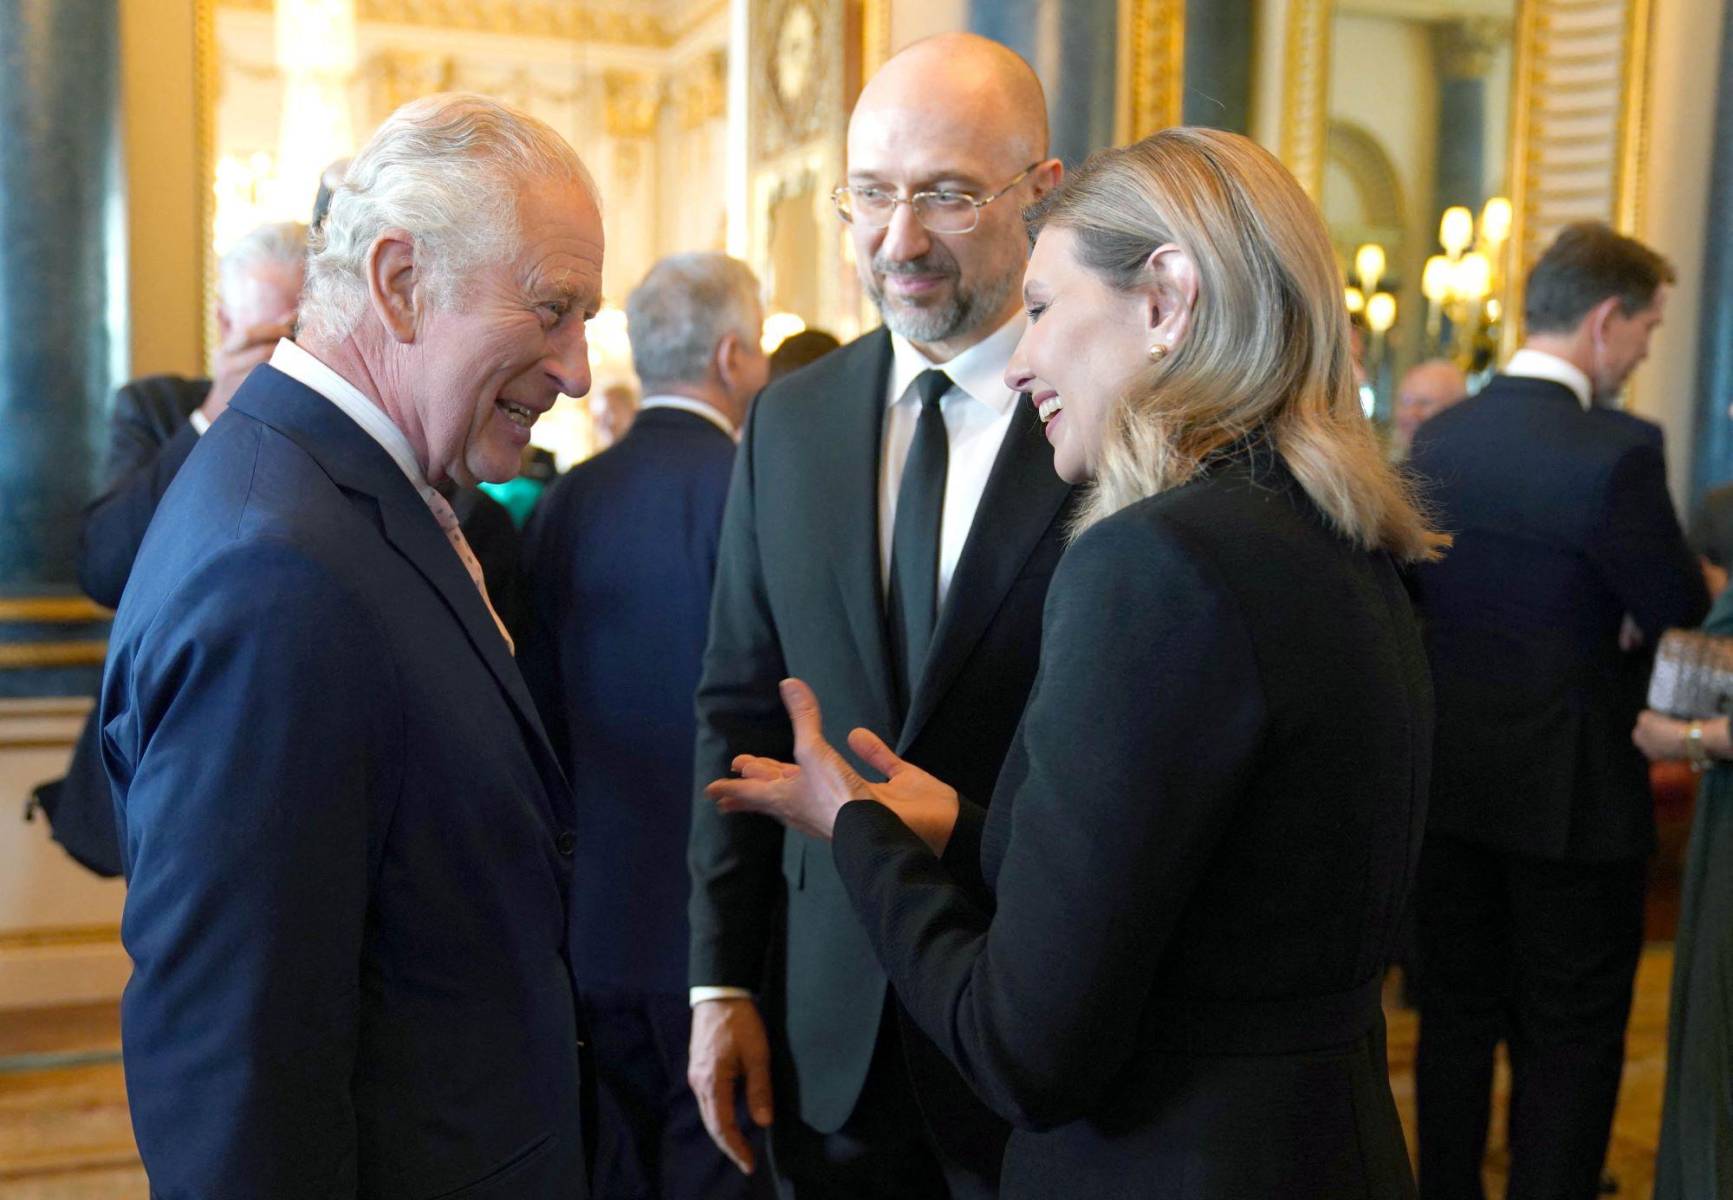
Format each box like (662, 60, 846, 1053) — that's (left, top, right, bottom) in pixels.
(233, 368, 567, 793)
(811, 331, 899, 732)
(899, 396, 1072, 753)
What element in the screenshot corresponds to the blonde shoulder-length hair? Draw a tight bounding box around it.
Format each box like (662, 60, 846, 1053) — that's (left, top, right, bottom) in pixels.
(1030, 127, 1446, 562)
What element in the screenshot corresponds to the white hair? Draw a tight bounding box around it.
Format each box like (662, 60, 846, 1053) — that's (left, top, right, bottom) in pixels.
(298, 92, 598, 345)
(218, 221, 308, 298)
(626, 253, 763, 390)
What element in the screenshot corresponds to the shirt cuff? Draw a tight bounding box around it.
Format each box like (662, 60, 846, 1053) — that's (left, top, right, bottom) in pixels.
(188, 408, 211, 435)
(689, 986, 754, 1008)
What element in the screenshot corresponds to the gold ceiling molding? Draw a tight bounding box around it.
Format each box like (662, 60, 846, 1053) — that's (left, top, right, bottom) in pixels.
(1116, 0, 1185, 143)
(604, 69, 663, 138)
(218, 0, 727, 49)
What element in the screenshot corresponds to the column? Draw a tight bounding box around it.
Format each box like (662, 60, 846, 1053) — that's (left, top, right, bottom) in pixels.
(1692, 3, 1733, 500)
(0, 0, 126, 593)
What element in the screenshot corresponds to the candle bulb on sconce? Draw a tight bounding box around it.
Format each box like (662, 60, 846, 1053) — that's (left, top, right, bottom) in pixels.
(1354, 243, 1386, 295)
(1439, 206, 1474, 258)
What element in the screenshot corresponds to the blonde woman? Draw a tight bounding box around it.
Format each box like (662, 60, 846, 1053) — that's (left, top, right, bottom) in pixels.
(708, 128, 1443, 1196)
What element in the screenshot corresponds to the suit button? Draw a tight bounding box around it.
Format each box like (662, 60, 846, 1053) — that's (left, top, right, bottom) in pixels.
(555, 831, 576, 856)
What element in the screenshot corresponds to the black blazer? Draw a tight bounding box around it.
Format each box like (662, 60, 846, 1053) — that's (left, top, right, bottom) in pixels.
(523, 407, 735, 993)
(78, 374, 210, 608)
(830, 445, 1426, 1199)
(687, 328, 1076, 1153)
(1410, 374, 1708, 860)
(104, 365, 586, 1197)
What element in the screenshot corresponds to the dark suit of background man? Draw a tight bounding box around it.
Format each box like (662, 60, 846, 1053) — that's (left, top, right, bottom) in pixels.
(29, 220, 306, 877)
(101, 94, 601, 1198)
(523, 252, 770, 1200)
(685, 33, 1073, 1200)
(1410, 222, 1709, 1200)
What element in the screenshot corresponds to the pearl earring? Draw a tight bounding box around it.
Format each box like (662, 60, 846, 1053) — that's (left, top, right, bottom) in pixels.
(1147, 342, 1169, 362)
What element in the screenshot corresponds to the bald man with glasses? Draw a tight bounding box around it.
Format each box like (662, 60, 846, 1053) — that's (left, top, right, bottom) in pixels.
(685, 33, 1075, 1200)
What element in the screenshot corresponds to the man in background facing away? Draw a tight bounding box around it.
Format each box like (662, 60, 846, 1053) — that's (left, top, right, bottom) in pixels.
(523, 251, 770, 1200)
(1410, 222, 1708, 1199)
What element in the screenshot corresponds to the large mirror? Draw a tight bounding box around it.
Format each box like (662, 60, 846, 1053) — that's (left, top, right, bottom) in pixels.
(1321, 0, 1516, 427)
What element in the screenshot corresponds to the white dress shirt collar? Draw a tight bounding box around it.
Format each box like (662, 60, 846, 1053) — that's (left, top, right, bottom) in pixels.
(269, 338, 438, 503)
(638, 394, 738, 440)
(887, 312, 1025, 414)
(1504, 348, 1593, 411)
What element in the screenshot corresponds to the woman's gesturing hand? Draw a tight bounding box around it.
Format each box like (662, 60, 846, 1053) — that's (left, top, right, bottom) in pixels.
(706, 678, 962, 853)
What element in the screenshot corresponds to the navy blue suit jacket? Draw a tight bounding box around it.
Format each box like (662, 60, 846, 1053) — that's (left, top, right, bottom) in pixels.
(101, 364, 588, 1198)
(522, 406, 734, 994)
(1410, 373, 1708, 860)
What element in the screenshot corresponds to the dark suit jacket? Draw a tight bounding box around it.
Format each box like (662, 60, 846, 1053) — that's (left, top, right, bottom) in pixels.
(831, 445, 1426, 1198)
(39, 376, 523, 880)
(524, 407, 734, 994)
(687, 328, 1076, 1158)
(101, 365, 587, 1198)
(79, 374, 210, 608)
(1410, 374, 1708, 860)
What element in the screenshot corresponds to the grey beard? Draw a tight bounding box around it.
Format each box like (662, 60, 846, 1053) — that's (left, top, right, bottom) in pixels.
(868, 267, 1017, 346)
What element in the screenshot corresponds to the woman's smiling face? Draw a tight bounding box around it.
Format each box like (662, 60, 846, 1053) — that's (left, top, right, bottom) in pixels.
(1004, 227, 1159, 484)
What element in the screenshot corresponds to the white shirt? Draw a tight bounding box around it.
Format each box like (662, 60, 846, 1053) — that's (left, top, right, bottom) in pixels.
(691, 313, 1027, 1008)
(268, 339, 442, 508)
(638, 394, 737, 440)
(878, 313, 1026, 607)
(1504, 348, 1593, 411)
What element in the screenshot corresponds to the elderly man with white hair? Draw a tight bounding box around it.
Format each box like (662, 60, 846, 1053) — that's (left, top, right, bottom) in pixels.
(101, 94, 602, 1198)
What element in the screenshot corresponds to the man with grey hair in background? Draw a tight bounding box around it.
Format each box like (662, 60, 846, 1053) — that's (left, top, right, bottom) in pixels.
(686, 32, 1075, 1198)
(101, 93, 601, 1198)
(27, 220, 309, 884)
(523, 251, 768, 1200)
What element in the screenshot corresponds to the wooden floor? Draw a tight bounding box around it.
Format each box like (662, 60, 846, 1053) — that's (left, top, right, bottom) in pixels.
(0, 946, 1677, 1198)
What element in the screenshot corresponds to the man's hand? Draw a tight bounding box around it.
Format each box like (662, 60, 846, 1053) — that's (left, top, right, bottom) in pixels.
(688, 997, 773, 1174)
(202, 317, 295, 424)
(1703, 556, 1728, 600)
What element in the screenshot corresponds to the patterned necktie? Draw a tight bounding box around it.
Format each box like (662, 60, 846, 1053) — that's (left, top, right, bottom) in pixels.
(424, 488, 515, 655)
(886, 368, 951, 717)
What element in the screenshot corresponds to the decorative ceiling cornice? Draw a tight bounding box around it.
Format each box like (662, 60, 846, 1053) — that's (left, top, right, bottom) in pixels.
(217, 0, 728, 50)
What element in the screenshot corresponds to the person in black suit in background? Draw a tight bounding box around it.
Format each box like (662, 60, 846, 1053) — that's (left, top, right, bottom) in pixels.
(522, 251, 770, 1200)
(1409, 222, 1709, 1199)
(79, 221, 308, 608)
(29, 221, 305, 876)
(706, 127, 1442, 1198)
(685, 32, 1071, 1200)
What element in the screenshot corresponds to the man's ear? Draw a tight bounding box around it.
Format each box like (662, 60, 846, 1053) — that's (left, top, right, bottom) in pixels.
(1028, 158, 1064, 202)
(1143, 243, 1200, 349)
(715, 332, 743, 390)
(1584, 293, 1624, 343)
(366, 229, 420, 344)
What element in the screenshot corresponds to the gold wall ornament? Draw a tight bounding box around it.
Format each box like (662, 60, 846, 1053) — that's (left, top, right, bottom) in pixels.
(677, 49, 729, 131)
(858, 0, 891, 82)
(1502, 0, 1653, 355)
(363, 50, 457, 126)
(1115, 0, 1185, 143)
(604, 69, 664, 140)
(1278, 0, 1332, 200)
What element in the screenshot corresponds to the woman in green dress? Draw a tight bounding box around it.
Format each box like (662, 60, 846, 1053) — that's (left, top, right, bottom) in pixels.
(1633, 582, 1733, 1198)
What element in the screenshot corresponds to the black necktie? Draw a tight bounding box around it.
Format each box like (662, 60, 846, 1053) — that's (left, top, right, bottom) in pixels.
(887, 368, 951, 717)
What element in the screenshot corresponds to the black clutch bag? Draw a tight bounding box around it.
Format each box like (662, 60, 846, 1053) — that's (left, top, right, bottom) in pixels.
(1648, 629, 1733, 718)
